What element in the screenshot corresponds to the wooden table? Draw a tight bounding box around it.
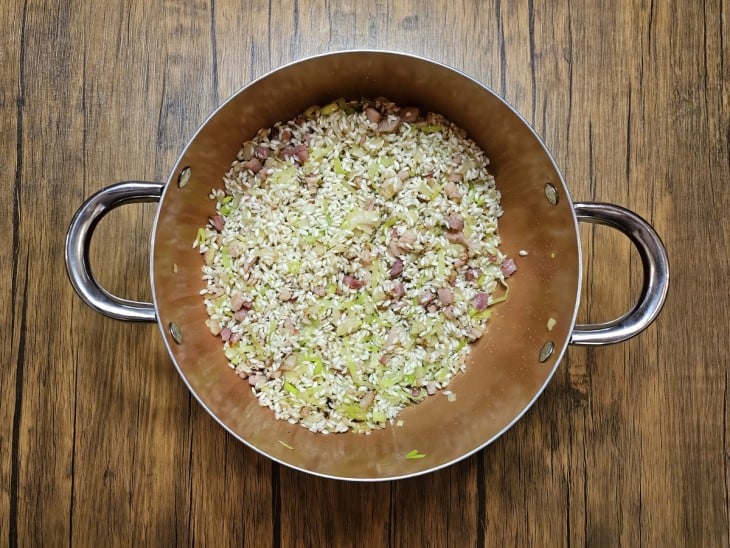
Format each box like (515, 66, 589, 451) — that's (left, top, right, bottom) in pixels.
(2, 0, 727, 545)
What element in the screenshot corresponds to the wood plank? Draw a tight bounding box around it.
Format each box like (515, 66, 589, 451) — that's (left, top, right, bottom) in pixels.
(7, 0, 89, 543)
(567, 3, 642, 546)
(630, 0, 729, 543)
(0, 0, 26, 543)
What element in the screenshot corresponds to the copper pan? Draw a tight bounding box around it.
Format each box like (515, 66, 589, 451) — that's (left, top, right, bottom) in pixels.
(65, 51, 669, 480)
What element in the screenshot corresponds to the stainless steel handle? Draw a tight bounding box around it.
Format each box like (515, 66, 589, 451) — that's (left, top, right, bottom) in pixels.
(570, 202, 670, 346)
(65, 181, 164, 322)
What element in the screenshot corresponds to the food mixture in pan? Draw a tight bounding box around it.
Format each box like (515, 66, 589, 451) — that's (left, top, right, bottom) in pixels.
(194, 97, 517, 433)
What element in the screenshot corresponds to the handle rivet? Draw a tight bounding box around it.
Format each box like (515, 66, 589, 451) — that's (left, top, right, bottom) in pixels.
(544, 182, 559, 206)
(539, 341, 554, 363)
(169, 322, 183, 344)
(178, 166, 191, 188)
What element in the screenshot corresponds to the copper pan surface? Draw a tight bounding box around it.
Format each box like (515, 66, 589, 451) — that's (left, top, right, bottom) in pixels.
(149, 51, 580, 480)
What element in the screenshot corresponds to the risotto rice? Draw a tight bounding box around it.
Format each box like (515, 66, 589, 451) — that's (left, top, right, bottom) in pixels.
(194, 97, 516, 433)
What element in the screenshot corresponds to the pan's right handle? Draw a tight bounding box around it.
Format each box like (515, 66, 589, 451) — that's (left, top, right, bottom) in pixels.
(570, 202, 670, 346)
(65, 181, 164, 322)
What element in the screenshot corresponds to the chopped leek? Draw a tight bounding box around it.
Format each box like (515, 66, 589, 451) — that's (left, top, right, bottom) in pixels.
(221, 253, 232, 269)
(309, 145, 331, 162)
(468, 308, 492, 321)
(336, 317, 362, 336)
(346, 360, 362, 384)
(367, 160, 379, 179)
(345, 209, 380, 232)
(248, 331, 265, 359)
(437, 249, 446, 278)
(299, 353, 325, 376)
(320, 102, 339, 115)
(420, 124, 442, 133)
(489, 281, 510, 305)
(429, 183, 442, 201)
(338, 298, 357, 312)
(382, 216, 397, 230)
(195, 227, 207, 247)
(303, 105, 320, 118)
(406, 449, 426, 459)
(219, 196, 234, 216)
(372, 410, 387, 423)
(335, 97, 357, 114)
(269, 165, 297, 186)
(341, 404, 367, 421)
(333, 156, 346, 175)
(371, 259, 383, 285)
(287, 259, 301, 274)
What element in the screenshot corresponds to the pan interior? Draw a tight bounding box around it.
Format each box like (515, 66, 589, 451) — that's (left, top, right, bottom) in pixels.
(151, 51, 580, 480)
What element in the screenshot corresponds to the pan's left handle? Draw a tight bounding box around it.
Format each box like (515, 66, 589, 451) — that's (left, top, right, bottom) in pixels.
(65, 181, 164, 322)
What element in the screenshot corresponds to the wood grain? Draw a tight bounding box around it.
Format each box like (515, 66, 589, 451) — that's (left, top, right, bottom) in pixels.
(1, 0, 728, 545)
